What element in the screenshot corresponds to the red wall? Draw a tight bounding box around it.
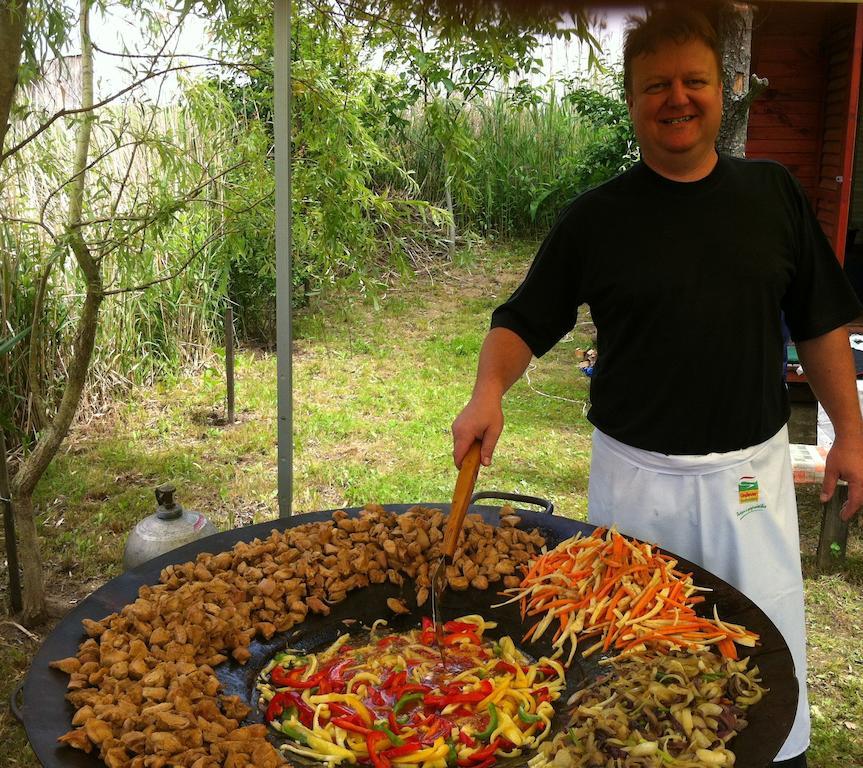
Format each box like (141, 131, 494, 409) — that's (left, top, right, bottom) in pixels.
(747, 2, 860, 263)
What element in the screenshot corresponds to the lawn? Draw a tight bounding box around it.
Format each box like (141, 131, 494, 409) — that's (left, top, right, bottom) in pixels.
(1, 241, 861, 767)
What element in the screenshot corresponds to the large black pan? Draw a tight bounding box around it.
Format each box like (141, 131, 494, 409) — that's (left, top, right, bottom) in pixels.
(13, 496, 797, 768)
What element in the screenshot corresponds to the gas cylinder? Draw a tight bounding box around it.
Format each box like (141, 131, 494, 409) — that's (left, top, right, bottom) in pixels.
(122, 484, 218, 571)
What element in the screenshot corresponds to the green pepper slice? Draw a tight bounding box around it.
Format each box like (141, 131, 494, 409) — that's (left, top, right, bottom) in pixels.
(475, 702, 498, 741)
(517, 704, 542, 724)
(281, 722, 308, 744)
(373, 721, 404, 746)
(393, 691, 423, 717)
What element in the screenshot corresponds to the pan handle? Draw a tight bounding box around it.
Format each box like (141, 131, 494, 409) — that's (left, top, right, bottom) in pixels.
(9, 680, 24, 723)
(470, 491, 554, 515)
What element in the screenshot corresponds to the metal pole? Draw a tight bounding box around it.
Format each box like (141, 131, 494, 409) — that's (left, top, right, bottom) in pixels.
(225, 306, 235, 424)
(274, 0, 293, 516)
(0, 428, 22, 612)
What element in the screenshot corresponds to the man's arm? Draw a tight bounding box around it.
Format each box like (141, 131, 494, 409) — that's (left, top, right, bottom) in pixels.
(451, 327, 533, 468)
(796, 327, 863, 521)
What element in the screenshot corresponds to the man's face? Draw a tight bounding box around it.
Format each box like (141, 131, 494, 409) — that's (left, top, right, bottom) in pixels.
(626, 37, 723, 179)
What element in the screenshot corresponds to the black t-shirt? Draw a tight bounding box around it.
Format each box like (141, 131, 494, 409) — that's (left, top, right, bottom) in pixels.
(492, 155, 863, 455)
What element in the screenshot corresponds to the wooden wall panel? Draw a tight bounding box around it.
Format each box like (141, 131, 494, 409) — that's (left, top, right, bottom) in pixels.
(815, 9, 860, 261)
(746, 3, 827, 205)
(746, 2, 862, 262)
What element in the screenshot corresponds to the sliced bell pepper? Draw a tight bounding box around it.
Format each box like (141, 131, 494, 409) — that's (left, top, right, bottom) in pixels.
(280, 721, 309, 744)
(446, 739, 458, 766)
(388, 710, 401, 734)
(265, 692, 288, 722)
(443, 620, 480, 633)
(516, 704, 542, 724)
(332, 717, 375, 735)
(425, 680, 493, 708)
(373, 721, 405, 747)
(456, 738, 501, 766)
(383, 740, 424, 759)
(328, 658, 354, 681)
(394, 683, 431, 697)
(443, 631, 481, 646)
(326, 701, 357, 720)
(393, 691, 424, 717)
(458, 731, 477, 748)
(366, 731, 392, 768)
(270, 664, 320, 689)
(475, 703, 498, 742)
(265, 690, 316, 728)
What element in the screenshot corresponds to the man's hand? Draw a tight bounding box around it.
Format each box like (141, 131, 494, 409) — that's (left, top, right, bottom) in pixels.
(821, 431, 863, 521)
(451, 328, 534, 468)
(452, 395, 504, 469)
(796, 328, 863, 521)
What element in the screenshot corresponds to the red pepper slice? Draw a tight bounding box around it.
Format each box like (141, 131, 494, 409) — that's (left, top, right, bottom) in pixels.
(443, 631, 481, 646)
(388, 710, 401, 733)
(458, 731, 477, 748)
(395, 684, 431, 696)
(265, 692, 289, 722)
(421, 715, 453, 744)
(327, 702, 356, 719)
(266, 690, 316, 728)
(494, 661, 518, 675)
(381, 670, 407, 691)
(425, 679, 492, 707)
(325, 659, 355, 688)
(366, 732, 391, 768)
(383, 740, 424, 758)
(270, 665, 321, 689)
(443, 620, 480, 633)
(332, 717, 375, 735)
(457, 738, 501, 766)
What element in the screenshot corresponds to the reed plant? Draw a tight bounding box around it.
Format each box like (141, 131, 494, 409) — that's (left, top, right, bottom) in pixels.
(0, 81, 265, 445)
(379, 80, 635, 241)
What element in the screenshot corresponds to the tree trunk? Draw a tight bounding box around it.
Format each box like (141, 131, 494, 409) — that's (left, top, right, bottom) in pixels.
(717, 2, 767, 157)
(10, 0, 100, 625)
(0, 0, 28, 159)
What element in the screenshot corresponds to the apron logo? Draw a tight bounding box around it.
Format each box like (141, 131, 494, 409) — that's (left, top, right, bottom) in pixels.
(737, 476, 766, 519)
(738, 476, 759, 503)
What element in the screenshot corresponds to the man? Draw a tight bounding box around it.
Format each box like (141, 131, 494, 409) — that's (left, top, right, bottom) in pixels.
(451, 8, 863, 768)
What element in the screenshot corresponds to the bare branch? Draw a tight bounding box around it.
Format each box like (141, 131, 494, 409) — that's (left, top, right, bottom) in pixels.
(96, 159, 248, 258)
(103, 227, 236, 296)
(91, 41, 267, 75)
(0, 214, 57, 241)
(2, 62, 230, 163)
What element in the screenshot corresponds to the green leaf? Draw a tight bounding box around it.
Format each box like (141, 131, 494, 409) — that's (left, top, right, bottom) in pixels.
(0, 327, 32, 357)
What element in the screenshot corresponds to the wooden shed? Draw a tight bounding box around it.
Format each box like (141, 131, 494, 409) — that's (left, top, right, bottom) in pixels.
(746, 1, 863, 273)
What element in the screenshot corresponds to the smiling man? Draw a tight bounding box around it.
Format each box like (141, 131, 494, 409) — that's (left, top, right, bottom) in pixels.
(451, 7, 863, 768)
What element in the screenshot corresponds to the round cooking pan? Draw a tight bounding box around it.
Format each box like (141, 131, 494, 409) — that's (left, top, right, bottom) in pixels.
(13, 495, 797, 768)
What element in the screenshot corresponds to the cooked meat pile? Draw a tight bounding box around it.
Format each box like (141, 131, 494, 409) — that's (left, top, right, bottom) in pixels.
(50, 504, 546, 768)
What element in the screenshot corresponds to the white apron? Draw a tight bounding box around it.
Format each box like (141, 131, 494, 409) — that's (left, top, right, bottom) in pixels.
(587, 425, 809, 761)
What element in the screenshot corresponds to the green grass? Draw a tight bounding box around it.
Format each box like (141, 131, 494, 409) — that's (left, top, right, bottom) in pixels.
(1, 239, 861, 767)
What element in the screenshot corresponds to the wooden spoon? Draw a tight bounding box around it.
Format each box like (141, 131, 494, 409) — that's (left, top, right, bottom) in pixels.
(431, 440, 483, 661)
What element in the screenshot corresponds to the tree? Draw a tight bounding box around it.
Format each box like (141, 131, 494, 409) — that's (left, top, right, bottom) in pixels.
(716, 1, 768, 157)
(366, 3, 598, 257)
(1, 0, 264, 622)
(0, 0, 28, 156)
